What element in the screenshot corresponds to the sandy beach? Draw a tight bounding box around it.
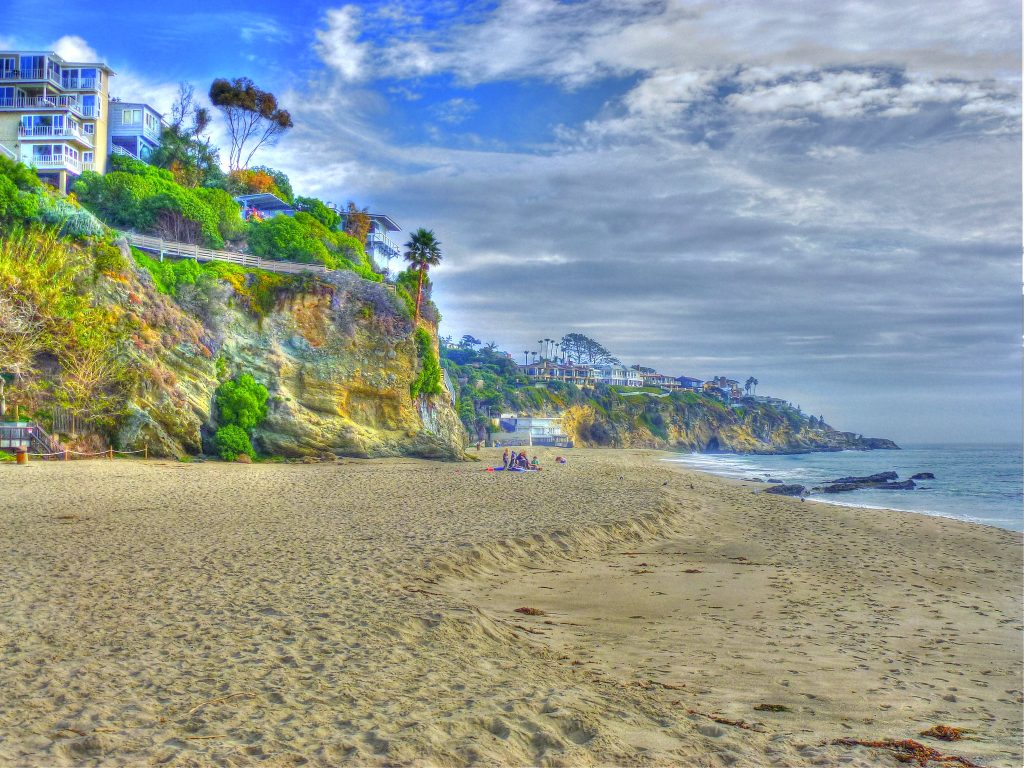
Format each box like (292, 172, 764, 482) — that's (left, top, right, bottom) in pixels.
(0, 448, 1019, 767)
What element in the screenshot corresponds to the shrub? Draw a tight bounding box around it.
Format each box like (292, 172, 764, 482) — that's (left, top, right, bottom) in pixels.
(74, 158, 236, 248)
(247, 213, 329, 263)
(214, 424, 254, 461)
(0, 174, 40, 224)
(0, 154, 42, 191)
(215, 373, 269, 430)
(93, 242, 126, 275)
(410, 327, 443, 398)
(36, 194, 104, 238)
(295, 196, 341, 230)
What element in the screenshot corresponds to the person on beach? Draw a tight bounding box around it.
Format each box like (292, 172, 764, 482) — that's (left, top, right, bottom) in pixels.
(531, 455, 539, 468)
(502, 448, 509, 469)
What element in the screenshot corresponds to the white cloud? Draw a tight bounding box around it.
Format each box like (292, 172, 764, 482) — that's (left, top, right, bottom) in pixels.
(51, 35, 99, 62)
(315, 6, 369, 82)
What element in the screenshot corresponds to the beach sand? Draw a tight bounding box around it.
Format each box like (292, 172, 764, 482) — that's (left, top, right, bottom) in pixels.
(0, 448, 1019, 766)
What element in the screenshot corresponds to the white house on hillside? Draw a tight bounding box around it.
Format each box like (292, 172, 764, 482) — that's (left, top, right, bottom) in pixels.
(592, 364, 643, 387)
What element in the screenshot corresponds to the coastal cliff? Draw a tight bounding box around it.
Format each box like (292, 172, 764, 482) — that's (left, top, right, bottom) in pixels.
(117, 246, 466, 459)
(3, 231, 465, 460)
(441, 346, 896, 455)
(558, 395, 898, 453)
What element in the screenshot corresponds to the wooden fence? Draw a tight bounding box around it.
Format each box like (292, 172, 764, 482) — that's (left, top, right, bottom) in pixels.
(127, 233, 337, 276)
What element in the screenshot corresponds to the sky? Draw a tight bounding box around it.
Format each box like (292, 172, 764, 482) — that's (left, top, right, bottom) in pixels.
(4, 0, 1021, 443)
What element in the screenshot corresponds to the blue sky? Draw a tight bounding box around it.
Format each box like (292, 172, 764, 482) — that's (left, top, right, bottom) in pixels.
(4, 0, 1021, 443)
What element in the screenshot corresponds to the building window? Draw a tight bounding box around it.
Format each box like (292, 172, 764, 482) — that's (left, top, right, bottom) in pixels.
(123, 109, 141, 125)
(83, 152, 93, 162)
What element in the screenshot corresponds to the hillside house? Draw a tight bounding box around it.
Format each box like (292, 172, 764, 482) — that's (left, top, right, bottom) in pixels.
(0, 50, 113, 192)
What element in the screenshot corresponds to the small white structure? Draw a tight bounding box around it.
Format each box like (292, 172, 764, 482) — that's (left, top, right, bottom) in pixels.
(592, 364, 643, 387)
(493, 415, 566, 446)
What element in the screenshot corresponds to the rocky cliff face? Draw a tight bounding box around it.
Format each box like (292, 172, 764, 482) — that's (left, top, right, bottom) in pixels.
(561, 395, 897, 454)
(107, 248, 466, 459)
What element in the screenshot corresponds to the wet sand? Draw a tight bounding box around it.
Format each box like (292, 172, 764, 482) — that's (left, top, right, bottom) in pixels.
(0, 448, 1019, 766)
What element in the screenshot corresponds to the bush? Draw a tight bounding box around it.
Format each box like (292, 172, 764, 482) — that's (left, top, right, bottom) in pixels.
(295, 196, 341, 230)
(93, 242, 126, 275)
(410, 327, 443, 398)
(74, 158, 237, 248)
(0, 174, 40, 224)
(214, 424, 254, 461)
(247, 213, 329, 263)
(215, 373, 269, 430)
(36, 194, 104, 238)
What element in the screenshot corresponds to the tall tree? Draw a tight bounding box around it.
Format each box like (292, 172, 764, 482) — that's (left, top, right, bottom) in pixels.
(559, 333, 619, 365)
(402, 228, 442, 324)
(149, 82, 221, 188)
(745, 376, 755, 395)
(208, 77, 293, 170)
(343, 202, 371, 246)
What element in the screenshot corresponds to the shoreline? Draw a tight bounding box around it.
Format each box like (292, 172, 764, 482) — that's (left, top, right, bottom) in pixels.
(662, 446, 1022, 533)
(0, 448, 1020, 766)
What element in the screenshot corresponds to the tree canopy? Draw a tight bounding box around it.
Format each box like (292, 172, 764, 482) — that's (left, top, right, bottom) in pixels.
(559, 332, 619, 365)
(403, 228, 443, 323)
(209, 77, 293, 170)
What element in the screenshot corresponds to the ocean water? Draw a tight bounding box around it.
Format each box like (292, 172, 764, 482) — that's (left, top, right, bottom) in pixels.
(666, 444, 1023, 532)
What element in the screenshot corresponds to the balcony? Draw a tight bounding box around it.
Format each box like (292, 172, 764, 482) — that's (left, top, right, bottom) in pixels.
(0, 68, 62, 87)
(61, 77, 98, 91)
(367, 231, 401, 261)
(31, 153, 81, 173)
(18, 124, 93, 148)
(0, 94, 88, 118)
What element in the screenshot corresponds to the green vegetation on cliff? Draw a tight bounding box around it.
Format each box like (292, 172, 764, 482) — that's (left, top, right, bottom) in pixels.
(0, 158, 465, 460)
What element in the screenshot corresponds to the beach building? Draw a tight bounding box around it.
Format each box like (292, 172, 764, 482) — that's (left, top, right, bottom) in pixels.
(493, 415, 568, 446)
(637, 371, 680, 390)
(365, 214, 402, 270)
(704, 376, 743, 401)
(326, 206, 403, 272)
(676, 375, 704, 391)
(108, 99, 164, 162)
(236, 192, 295, 220)
(592, 363, 643, 387)
(518, 360, 596, 386)
(0, 50, 114, 192)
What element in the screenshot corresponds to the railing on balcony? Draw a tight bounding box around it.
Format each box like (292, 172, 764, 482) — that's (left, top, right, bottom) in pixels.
(18, 124, 93, 147)
(31, 153, 82, 172)
(62, 77, 97, 91)
(367, 231, 401, 260)
(0, 68, 62, 86)
(0, 94, 88, 118)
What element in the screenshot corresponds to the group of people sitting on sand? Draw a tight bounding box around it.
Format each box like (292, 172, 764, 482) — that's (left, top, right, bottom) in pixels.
(502, 449, 537, 470)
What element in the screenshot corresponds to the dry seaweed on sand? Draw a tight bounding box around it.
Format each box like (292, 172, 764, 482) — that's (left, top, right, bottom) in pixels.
(514, 606, 545, 616)
(754, 703, 790, 712)
(830, 738, 983, 767)
(919, 725, 965, 741)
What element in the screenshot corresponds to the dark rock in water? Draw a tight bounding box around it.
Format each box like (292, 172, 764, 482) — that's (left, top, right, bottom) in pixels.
(829, 471, 898, 485)
(818, 477, 916, 493)
(878, 480, 916, 490)
(910, 472, 935, 480)
(765, 477, 784, 483)
(861, 437, 900, 449)
(745, 477, 764, 483)
(763, 484, 806, 497)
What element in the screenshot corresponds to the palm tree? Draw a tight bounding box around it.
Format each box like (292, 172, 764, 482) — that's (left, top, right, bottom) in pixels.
(523, 350, 530, 365)
(402, 228, 443, 323)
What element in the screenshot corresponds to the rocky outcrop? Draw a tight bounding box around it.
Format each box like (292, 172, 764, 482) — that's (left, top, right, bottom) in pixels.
(911, 472, 935, 480)
(559, 395, 899, 455)
(814, 472, 916, 493)
(103, 252, 465, 459)
(763, 484, 806, 497)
